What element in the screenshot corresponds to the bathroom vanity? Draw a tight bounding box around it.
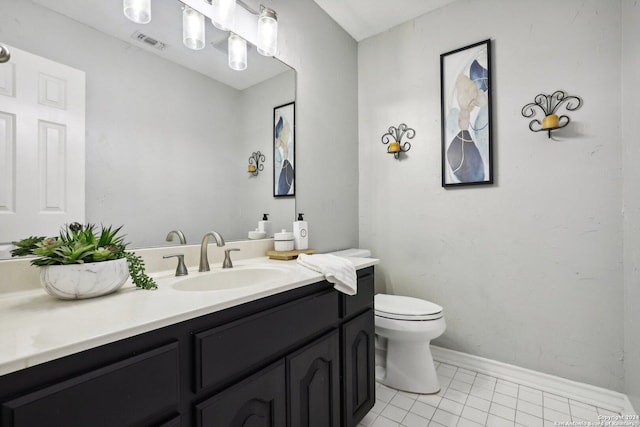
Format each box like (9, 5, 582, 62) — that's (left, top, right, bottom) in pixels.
(0, 262, 375, 427)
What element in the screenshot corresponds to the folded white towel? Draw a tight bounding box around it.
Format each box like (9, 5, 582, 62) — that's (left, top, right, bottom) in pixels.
(297, 253, 357, 295)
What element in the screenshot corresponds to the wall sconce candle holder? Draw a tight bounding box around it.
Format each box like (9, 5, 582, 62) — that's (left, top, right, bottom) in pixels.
(521, 90, 583, 138)
(248, 151, 265, 176)
(381, 123, 414, 159)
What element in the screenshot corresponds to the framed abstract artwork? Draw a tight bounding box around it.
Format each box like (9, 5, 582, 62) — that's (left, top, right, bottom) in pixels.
(440, 39, 493, 187)
(273, 102, 295, 197)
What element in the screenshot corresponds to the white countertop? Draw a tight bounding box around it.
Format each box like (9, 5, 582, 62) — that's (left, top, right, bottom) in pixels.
(0, 256, 378, 377)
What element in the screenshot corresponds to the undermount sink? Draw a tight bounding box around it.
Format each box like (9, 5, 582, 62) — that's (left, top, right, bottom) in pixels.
(172, 265, 291, 291)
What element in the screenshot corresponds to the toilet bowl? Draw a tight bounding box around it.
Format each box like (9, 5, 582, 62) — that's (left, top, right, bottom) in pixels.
(375, 293, 446, 394)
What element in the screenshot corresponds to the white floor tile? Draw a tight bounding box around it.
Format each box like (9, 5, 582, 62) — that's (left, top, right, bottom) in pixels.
(569, 400, 599, 421)
(444, 388, 469, 405)
(456, 418, 484, 427)
(542, 394, 570, 415)
(543, 407, 571, 423)
(417, 393, 442, 407)
(460, 405, 488, 425)
(372, 416, 401, 427)
(361, 411, 379, 426)
(438, 398, 464, 416)
(401, 412, 430, 427)
(428, 421, 447, 427)
(382, 404, 409, 423)
(449, 380, 472, 394)
(516, 399, 543, 418)
(466, 395, 491, 412)
(518, 386, 543, 406)
(391, 394, 417, 411)
(516, 410, 544, 427)
(490, 402, 516, 421)
(495, 381, 518, 398)
(493, 392, 518, 409)
(410, 401, 437, 419)
(399, 390, 421, 400)
(437, 364, 458, 378)
(453, 371, 476, 385)
(486, 414, 515, 427)
(456, 367, 477, 376)
(472, 377, 496, 391)
(597, 407, 621, 416)
(469, 385, 494, 401)
(378, 386, 398, 403)
(371, 399, 388, 414)
(431, 409, 460, 427)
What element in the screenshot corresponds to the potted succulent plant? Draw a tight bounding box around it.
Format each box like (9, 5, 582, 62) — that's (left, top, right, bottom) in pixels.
(11, 222, 157, 299)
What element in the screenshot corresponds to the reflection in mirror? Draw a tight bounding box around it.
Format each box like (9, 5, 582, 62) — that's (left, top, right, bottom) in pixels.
(0, 0, 296, 257)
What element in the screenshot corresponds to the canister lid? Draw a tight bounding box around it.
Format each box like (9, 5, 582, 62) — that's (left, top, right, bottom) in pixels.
(274, 230, 293, 240)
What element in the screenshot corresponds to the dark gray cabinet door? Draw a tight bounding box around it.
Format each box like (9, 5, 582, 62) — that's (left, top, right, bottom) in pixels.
(196, 360, 286, 427)
(287, 329, 340, 427)
(342, 309, 375, 427)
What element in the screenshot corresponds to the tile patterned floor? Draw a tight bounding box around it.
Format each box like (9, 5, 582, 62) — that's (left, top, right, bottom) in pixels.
(359, 360, 624, 427)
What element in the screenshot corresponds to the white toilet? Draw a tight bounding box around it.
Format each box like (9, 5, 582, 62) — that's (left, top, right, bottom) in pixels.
(375, 293, 446, 394)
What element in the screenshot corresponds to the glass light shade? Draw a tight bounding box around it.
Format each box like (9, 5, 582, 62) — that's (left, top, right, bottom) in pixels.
(228, 33, 247, 71)
(183, 6, 205, 50)
(211, 0, 236, 31)
(257, 7, 278, 56)
(123, 0, 151, 24)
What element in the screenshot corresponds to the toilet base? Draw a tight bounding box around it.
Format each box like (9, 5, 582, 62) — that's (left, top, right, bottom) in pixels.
(379, 341, 440, 394)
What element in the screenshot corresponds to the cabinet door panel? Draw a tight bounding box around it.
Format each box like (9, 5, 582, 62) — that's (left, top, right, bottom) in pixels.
(287, 330, 340, 427)
(342, 309, 375, 427)
(1, 342, 179, 427)
(196, 360, 286, 427)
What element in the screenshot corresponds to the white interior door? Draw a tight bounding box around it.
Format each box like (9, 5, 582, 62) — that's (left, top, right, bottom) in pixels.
(0, 43, 85, 244)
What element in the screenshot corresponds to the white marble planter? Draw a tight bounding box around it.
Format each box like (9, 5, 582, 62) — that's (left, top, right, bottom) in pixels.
(40, 258, 130, 300)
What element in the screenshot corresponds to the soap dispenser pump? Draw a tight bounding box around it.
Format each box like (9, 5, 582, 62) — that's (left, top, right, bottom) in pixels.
(258, 214, 272, 238)
(293, 213, 308, 250)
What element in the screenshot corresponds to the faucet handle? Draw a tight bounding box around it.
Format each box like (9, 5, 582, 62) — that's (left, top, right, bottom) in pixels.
(163, 253, 188, 276)
(223, 248, 241, 269)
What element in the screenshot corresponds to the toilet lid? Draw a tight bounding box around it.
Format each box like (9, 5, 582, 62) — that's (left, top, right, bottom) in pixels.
(374, 294, 443, 321)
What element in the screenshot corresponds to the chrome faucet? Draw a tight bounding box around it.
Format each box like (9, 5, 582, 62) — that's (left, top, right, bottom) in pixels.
(166, 229, 187, 245)
(199, 231, 225, 272)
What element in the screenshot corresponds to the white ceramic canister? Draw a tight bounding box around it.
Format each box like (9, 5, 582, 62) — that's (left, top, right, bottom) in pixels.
(273, 229, 294, 251)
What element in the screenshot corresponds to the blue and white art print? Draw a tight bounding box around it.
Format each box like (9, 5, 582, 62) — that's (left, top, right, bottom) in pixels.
(440, 40, 493, 187)
(273, 102, 295, 197)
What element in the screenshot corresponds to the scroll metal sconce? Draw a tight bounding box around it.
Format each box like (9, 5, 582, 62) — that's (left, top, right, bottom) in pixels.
(381, 123, 414, 159)
(248, 151, 265, 176)
(521, 90, 583, 138)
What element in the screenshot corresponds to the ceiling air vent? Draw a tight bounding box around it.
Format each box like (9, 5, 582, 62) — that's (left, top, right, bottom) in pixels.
(130, 31, 167, 51)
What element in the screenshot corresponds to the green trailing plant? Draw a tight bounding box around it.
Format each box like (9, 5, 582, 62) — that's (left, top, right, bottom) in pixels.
(11, 222, 157, 290)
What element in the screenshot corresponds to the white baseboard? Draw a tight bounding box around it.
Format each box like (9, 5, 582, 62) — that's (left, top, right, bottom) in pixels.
(431, 345, 637, 416)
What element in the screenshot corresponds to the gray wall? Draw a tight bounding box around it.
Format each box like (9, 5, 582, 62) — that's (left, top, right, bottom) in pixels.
(358, 0, 625, 391)
(271, 0, 360, 252)
(622, 0, 640, 410)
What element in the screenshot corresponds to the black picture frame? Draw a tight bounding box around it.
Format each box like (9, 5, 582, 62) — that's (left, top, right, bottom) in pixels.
(273, 101, 295, 197)
(440, 39, 493, 187)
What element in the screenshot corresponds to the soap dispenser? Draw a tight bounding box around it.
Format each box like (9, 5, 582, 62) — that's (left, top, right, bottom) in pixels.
(293, 213, 308, 250)
(258, 214, 272, 238)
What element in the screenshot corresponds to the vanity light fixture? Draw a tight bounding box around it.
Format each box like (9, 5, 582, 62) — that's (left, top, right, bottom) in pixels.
(256, 6, 278, 57)
(228, 33, 247, 71)
(382, 123, 414, 159)
(182, 5, 206, 50)
(211, 0, 236, 31)
(123, 0, 278, 69)
(123, 0, 151, 24)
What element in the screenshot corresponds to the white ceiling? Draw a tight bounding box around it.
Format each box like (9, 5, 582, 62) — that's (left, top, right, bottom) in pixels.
(33, 0, 291, 90)
(312, 0, 458, 42)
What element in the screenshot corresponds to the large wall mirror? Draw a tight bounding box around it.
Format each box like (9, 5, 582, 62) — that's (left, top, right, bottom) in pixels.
(0, 0, 296, 256)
